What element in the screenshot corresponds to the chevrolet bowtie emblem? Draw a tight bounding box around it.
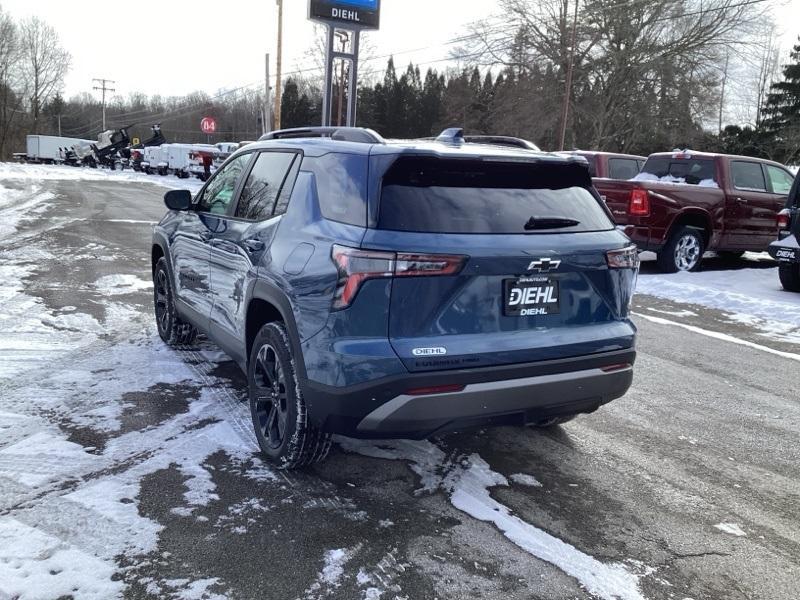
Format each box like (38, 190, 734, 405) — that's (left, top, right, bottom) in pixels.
(527, 258, 562, 273)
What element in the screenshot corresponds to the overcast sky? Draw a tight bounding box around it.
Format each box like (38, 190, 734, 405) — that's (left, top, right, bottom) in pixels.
(0, 0, 798, 102)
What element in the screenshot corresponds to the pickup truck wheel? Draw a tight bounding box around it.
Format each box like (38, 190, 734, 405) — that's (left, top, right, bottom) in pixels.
(248, 323, 332, 469)
(779, 264, 800, 292)
(153, 258, 198, 346)
(658, 227, 704, 272)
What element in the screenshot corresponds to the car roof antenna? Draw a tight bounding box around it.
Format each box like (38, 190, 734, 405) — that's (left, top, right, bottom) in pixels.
(436, 128, 465, 145)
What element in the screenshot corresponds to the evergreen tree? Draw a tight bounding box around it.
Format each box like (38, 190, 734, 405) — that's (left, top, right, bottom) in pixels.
(761, 38, 800, 163)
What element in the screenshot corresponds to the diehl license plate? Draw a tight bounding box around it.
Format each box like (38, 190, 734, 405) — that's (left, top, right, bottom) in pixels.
(775, 247, 799, 262)
(504, 277, 560, 316)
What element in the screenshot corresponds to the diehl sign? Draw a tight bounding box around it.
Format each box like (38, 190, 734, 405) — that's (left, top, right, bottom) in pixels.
(309, 0, 380, 30)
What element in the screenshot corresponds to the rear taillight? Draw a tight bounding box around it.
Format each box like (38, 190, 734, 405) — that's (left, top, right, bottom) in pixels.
(607, 245, 640, 269)
(629, 189, 650, 216)
(332, 245, 466, 309)
(777, 209, 790, 230)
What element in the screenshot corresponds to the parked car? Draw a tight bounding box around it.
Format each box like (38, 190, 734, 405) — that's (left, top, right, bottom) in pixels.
(151, 126, 639, 469)
(594, 150, 796, 272)
(561, 151, 646, 180)
(768, 170, 800, 292)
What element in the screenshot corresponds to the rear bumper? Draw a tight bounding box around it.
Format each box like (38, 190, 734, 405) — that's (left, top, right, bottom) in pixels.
(302, 348, 636, 439)
(769, 235, 800, 263)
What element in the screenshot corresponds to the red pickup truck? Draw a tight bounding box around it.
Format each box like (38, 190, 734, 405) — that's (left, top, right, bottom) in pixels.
(594, 151, 795, 272)
(563, 151, 646, 180)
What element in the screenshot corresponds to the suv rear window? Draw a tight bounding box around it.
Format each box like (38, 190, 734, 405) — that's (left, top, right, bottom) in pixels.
(378, 158, 613, 234)
(639, 156, 717, 185)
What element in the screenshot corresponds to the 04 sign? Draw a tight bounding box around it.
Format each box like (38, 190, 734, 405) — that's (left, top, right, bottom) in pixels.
(201, 117, 217, 135)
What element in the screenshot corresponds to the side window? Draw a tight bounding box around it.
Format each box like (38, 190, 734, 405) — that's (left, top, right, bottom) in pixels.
(766, 165, 794, 195)
(235, 151, 297, 221)
(197, 154, 252, 214)
(608, 158, 640, 180)
(302, 153, 368, 226)
(731, 161, 767, 192)
(273, 156, 302, 217)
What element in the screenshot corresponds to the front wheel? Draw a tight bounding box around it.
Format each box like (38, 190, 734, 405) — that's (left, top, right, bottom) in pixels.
(248, 323, 331, 469)
(779, 263, 800, 292)
(657, 227, 705, 273)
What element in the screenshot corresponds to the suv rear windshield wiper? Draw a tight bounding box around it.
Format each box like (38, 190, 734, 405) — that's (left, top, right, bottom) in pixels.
(524, 216, 581, 231)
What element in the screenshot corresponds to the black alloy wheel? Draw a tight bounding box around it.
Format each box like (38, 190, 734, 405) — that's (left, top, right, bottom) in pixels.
(252, 344, 289, 450)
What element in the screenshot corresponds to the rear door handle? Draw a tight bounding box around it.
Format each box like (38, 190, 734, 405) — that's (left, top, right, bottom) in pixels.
(242, 239, 265, 253)
(734, 197, 747, 203)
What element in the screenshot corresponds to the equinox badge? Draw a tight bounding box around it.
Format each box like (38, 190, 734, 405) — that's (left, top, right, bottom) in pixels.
(527, 258, 562, 273)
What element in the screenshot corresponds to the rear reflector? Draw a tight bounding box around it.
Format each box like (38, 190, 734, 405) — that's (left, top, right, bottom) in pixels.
(332, 245, 466, 310)
(629, 189, 650, 216)
(600, 363, 632, 373)
(606, 246, 640, 269)
(406, 384, 466, 396)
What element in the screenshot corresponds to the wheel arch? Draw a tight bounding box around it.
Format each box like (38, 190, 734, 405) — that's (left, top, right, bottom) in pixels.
(666, 209, 713, 247)
(246, 280, 306, 378)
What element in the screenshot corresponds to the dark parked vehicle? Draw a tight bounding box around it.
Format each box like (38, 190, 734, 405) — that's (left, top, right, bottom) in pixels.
(769, 170, 800, 292)
(561, 151, 646, 180)
(151, 127, 640, 469)
(594, 150, 795, 272)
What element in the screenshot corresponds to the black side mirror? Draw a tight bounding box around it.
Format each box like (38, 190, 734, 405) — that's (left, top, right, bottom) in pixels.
(164, 189, 192, 211)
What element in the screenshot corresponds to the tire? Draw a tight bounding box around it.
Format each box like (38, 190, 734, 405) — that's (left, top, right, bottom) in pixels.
(248, 322, 332, 469)
(530, 414, 579, 428)
(153, 257, 198, 346)
(779, 263, 800, 292)
(656, 226, 705, 273)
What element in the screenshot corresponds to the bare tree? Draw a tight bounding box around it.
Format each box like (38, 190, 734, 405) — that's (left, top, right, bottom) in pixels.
(458, 0, 767, 151)
(18, 16, 71, 130)
(0, 5, 22, 157)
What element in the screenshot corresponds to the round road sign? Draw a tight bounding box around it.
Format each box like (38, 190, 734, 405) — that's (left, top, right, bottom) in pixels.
(201, 117, 217, 134)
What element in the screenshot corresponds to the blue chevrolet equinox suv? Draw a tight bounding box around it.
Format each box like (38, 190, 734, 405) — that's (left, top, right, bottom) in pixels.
(152, 127, 639, 469)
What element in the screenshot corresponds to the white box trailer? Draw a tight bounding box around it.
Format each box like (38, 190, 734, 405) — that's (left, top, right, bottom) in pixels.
(25, 135, 95, 163)
(142, 145, 169, 175)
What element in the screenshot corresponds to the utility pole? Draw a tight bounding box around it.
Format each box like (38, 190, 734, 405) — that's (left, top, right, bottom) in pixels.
(93, 78, 116, 131)
(265, 53, 272, 134)
(274, 0, 284, 130)
(558, 1, 579, 151)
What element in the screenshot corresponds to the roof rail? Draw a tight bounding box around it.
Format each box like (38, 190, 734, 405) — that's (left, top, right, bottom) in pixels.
(259, 127, 385, 144)
(463, 135, 541, 152)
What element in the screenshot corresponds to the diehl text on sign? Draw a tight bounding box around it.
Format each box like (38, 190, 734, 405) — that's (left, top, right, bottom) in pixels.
(309, 0, 380, 30)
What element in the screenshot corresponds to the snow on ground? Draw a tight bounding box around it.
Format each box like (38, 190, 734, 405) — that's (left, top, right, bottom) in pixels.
(0, 162, 205, 193)
(637, 254, 800, 344)
(714, 523, 747, 537)
(93, 274, 153, 296)
(339, 438, 650, 600)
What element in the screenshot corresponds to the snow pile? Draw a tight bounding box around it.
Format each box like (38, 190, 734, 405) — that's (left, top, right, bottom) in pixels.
(0, 183, 55, 239)
(631, 172, 719, 188)
(0, 519, 124, 600)
(637, 265, 800, 344)
(340, 439, 649, 600)
(0, 162, 204, 193)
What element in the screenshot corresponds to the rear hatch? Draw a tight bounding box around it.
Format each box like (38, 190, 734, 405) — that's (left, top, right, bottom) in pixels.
(362, 156, 637, 372)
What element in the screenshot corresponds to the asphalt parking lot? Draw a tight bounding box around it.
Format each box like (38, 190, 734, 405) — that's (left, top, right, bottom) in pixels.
(1, 168, 798, 600)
